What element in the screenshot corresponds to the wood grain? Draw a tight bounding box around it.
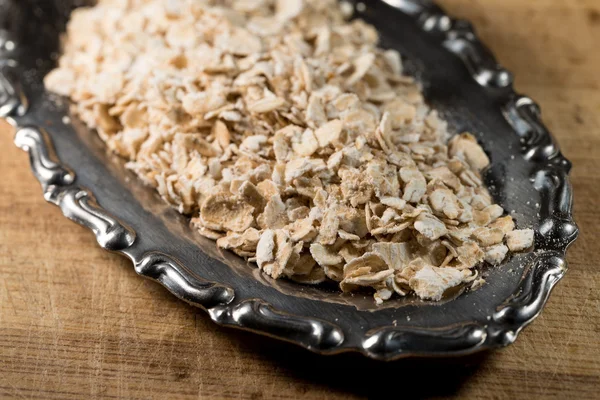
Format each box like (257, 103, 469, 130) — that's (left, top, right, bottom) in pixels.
(1, 1, 599, 398)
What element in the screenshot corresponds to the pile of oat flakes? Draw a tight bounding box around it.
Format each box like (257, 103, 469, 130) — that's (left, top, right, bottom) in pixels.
(45, 0, 534, 303)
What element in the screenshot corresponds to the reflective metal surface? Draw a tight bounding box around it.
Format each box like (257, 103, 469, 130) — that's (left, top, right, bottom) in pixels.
(0, 0, 578, 360)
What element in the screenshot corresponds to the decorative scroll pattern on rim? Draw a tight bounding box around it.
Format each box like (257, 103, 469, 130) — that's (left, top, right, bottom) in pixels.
(0, 30, 26, 118)
(1, 0, 578, 360)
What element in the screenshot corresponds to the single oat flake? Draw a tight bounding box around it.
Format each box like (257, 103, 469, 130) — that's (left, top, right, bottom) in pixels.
(46, 0, 534, 304)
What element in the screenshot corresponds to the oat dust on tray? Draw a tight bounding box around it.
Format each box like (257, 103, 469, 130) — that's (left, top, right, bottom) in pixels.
(45, 0, 534, 304)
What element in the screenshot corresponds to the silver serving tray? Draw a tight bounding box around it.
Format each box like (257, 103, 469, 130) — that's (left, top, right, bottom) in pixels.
(0, 0, 579, 360)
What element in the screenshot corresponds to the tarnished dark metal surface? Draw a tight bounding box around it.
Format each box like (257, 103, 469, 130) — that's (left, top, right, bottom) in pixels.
(0, 0, 578, 360)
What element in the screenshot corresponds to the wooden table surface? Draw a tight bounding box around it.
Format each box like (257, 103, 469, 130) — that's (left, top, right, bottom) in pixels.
(1, 1, 599, 399)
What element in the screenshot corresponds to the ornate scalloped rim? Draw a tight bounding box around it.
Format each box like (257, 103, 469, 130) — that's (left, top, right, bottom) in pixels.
(0, 0, 578, 361)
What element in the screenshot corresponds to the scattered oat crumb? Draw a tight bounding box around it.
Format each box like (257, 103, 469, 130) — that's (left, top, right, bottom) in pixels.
(506, 229, 535, 252)
(471, 278, 486, 291)
(46, 0, 534, 303)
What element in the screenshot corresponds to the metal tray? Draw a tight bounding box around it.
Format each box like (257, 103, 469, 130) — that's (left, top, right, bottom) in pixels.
(0, 0, 578, 360)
